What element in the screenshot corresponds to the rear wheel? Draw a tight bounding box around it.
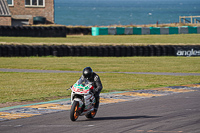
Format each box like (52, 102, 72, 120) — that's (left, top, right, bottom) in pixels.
(85, 110, 97, 119)
(70, 101, 79, 121)
(85, 103, 97, 119)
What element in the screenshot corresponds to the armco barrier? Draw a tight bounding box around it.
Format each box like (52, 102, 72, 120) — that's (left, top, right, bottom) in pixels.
(198, 27, 200, 33)
(92, 26, 200, 36)
(169, 27, 179, 34)
(179, 26, 188, 34)
(125, 28, 134, 35)
(92, 27, 108, 36)
(1, 45, 199, 57)
(160, 27, 169, 34)
(133, 27, 142, 35)
(150, 27, 160, 35)
(116, 27, 125, 35)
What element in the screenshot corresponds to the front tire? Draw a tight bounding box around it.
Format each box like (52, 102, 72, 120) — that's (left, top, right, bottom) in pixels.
(70, 101, 79, 121)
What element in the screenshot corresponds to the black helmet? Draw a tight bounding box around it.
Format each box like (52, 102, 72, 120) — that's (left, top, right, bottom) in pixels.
(83, 67, 93, 80)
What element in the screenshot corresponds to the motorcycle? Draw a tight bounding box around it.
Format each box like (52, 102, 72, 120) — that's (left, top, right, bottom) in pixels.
(69, 78, 97, 121)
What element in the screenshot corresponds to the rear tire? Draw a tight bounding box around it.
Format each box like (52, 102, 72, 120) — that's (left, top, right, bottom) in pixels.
(70, 101, 79, 121)
(85, 110, 97, 119)
(85, 103, 97, 119)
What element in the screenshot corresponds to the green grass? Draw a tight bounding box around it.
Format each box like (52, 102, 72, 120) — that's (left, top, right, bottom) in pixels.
(0, 72, 199, 103)
(0, 57, 200, 104)
(0, 34, 200, 45)
(0, 57, 200, 73)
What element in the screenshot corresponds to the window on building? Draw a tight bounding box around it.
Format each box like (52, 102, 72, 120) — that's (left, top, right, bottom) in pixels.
(7, 0, 14, 6)
(39, 0, 43, 5)
(25, 0, 45, 7)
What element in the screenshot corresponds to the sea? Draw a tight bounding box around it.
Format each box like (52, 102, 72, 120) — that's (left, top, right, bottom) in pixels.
(54, 0, 200, 26)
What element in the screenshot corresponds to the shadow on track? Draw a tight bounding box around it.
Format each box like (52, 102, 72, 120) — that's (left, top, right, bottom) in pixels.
(84, 115, 161, 121)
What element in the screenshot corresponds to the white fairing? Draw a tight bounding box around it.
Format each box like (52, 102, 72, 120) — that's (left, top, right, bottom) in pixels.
(70, 78, 96, 116)
(71, 92, 95, 110)
(84, 94, 95, 110)
(71, 92, 84, 107)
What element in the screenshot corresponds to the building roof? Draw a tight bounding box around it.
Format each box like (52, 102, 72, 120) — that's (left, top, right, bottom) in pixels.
(0, 0, 11, 16)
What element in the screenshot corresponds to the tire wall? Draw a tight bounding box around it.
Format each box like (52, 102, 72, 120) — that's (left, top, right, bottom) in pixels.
(0, 26, 91, 37)
(66, 28, 91, 35)
(1, 45, 200, 57)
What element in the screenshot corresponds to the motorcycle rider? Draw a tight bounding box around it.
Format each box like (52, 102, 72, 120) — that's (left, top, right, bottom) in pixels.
(80, 67, 103, 111)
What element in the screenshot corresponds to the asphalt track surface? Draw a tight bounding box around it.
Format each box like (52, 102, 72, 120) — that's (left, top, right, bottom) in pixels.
(1, 89, 200, 133)
(1, 68, 200, 76)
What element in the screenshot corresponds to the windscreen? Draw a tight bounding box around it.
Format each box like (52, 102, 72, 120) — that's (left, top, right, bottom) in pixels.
(77, 78, 90, 86)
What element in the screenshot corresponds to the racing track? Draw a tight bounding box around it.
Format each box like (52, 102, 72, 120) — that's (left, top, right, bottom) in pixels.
(1, 89, 200, 133)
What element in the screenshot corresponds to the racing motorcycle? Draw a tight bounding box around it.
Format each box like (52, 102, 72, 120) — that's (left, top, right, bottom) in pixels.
(69, 78, 97, 121)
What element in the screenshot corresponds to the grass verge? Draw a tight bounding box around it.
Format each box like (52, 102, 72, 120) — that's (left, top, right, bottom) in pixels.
(0, 34, 200, 45)
(0, 72, 199, 104)
(0, 57, 200, 73)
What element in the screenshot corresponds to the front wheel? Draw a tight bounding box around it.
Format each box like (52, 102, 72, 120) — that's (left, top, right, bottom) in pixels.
(70, 101, 79, 121)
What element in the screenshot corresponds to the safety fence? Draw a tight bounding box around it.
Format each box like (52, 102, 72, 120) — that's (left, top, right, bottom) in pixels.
(92, 26, 200, 36)
(0, 45, 200, 57)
